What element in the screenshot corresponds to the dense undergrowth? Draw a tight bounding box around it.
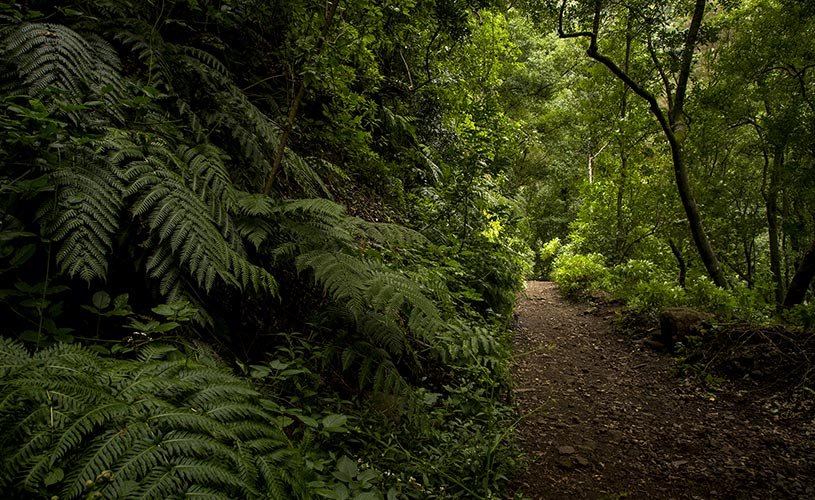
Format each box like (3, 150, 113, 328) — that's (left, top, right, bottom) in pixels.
(546, 238, 815, 329)
(0, 1, 533, 498)
(544, 239, 815, 392)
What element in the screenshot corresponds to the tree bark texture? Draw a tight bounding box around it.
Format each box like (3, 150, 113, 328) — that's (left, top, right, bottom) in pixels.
(669, 239, 687, 288)
(767, 145, 784, 304)
(615, 11, 632, 264)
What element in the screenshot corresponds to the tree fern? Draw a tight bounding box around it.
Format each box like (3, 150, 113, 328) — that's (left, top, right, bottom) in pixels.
(0, 337, 312, 500)
(1, 22, 129, 123)
(38, 146, 126, 283)
(111, 15, 333, 196)
(110, 131, 277, 301)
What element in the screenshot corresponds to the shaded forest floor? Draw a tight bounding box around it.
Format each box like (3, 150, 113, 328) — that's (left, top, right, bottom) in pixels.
(509, 281, 815, 500)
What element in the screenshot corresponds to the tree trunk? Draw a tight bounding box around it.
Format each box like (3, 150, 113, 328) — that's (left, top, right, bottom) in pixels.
(665, 0, 728, 288)
(767, 145, 784, 304)
(669, 138, 728, 288)
(783, 237, 815, 308)
(615, 153, 626, 262)
(615, 12, 632, 264)
(669, 239, 687, 288)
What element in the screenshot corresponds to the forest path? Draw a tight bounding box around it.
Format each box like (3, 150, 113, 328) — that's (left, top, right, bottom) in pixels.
(508, 281, 814, 500)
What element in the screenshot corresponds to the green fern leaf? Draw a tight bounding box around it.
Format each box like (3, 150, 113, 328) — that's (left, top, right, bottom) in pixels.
(1, 22, 129, 122)
(39, 150, 125, 283)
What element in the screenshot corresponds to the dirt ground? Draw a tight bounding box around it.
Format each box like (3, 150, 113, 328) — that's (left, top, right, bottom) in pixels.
(509, 281, 815, 500)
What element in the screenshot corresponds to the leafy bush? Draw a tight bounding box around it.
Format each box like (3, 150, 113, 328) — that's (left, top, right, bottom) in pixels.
(784, 302, 815, 332)
(611, 259, 670, 288)
(534, 237, 562, 279)
(608, 259, 682, 314)
(684, 276, 738, 316)
(551, 249, 610, 297)
(624, 280, 685, 315)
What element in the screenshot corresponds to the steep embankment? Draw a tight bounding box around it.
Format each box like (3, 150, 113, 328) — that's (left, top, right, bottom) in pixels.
(510, 281, 814, 500)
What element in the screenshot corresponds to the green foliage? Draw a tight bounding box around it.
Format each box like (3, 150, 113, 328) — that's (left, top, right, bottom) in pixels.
(534, 237, 562, 278)
(0, 21, 128, 123)
(783, 302, 815, 332)
(0, 338, 311, 500)
(623, 280, 685, 315)
(0, 3, 533, 500)
(551, 248, 610, 297)
(344, 321, 520, 499)
(607, 259, 681, 314)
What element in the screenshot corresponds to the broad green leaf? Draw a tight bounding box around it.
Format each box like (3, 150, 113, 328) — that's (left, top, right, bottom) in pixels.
(321, 414, 348, 432)
(9, 243, 36, 267)
(335, 456, 358, 482)
(92, 291, 111, 310)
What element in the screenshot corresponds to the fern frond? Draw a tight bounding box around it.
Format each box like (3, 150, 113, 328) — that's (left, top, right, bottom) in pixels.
(210, 83, 331, 196)
(354, 345, 408, 394)
(38, 148, 125, 283)
(256, 454, 296, 500)
(62, 424, 149, 500)
(173, 458, 254, 497)
(49, 400, 129, 463)
(278, 197, 348, 221)
(282, 149, 331, 197)
(184, 484, 235, 500)
(175, 97, 208, 143)
(0, 337, 30, 373)
(106, 132, 277, 301)
(180, 144, 238, 216)
(352, 219, 430, 247)
(1, 22, 129, 122)
(159, 431, 242, 467)
(224, 421, 286, 443)
(177, 45, 231, 79)
(112, 24, 174, 92)
(1, 343, 310, 499)
(202, 402, 272, 424)
(234, 191, 278, 218)
(296, 251, 367, 313)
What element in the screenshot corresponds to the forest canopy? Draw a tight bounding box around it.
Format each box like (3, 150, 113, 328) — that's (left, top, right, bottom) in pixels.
(0, 0, 813, 498)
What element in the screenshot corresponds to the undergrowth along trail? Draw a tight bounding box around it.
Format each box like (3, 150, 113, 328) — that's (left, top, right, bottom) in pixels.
(510, 281, 815, 500)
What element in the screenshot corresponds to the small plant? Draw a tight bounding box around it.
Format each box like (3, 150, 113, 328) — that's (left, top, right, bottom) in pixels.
(783, 302, 815, 332)
(625, 280, 684, 315)
(551, 251, 610, 297)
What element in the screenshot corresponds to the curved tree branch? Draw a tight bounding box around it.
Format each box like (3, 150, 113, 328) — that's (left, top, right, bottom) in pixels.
(556, 0, 728, 288)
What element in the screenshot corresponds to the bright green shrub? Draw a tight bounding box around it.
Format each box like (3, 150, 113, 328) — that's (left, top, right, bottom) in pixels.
(551, 250, 610, 297)
(608, 259, 682, 314)
(611, 259, 671, 289)
(534, 237, 562, 279)
(624, 280, 685, 314)
(685, 278, 771, 321)
(540, 237, 562, 261)
(684, 276, 738, 316)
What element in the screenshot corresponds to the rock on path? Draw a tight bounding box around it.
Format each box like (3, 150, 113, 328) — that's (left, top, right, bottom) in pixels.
(509, 281, 814, 500)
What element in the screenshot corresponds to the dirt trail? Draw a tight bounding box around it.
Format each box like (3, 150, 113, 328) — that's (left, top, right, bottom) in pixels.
(509, 281, 815, 500)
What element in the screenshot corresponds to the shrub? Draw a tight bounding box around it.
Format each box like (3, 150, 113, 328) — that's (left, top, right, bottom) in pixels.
(551, 250, 610, 297)
(608, 260, 682, 314)
(624, 280, 685, 315)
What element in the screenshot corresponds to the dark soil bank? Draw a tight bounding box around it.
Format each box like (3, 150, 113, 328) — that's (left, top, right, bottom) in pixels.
(510, 281, 815, 500)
